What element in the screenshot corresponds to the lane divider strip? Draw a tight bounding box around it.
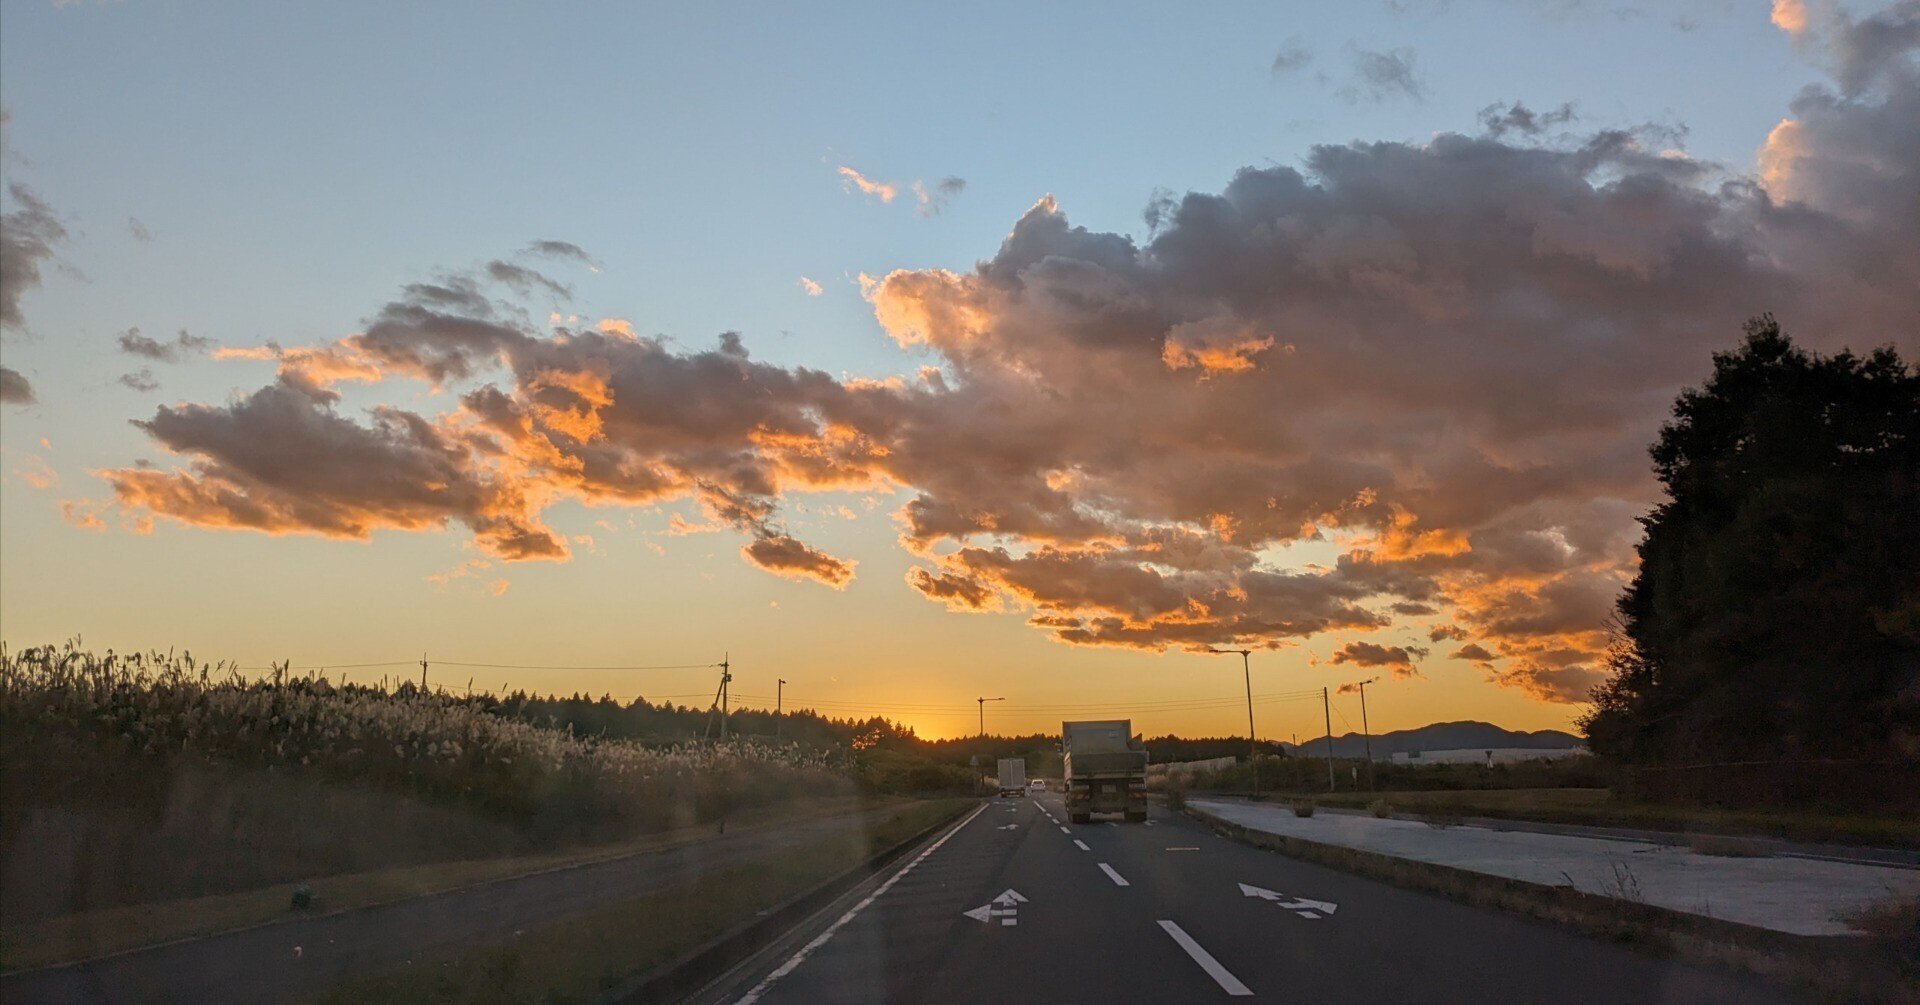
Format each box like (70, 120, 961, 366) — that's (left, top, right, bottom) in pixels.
(1098, 862, 1130, 887)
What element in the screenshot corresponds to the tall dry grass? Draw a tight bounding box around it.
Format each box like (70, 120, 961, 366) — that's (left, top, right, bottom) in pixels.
(1, 643, 848, 917)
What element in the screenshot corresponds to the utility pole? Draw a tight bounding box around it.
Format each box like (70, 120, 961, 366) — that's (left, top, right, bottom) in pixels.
(706, 655, 733, 741)
(1353, 678, 1377, 791)
(1322, 686, 1336, 792)
(420, 652, 428, 691)
(977, 696, 1004, 738)
(719, 653, 731, 741)
(775, 678, 786, 739)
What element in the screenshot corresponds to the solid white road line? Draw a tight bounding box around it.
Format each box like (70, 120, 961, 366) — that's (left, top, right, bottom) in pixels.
(1073, 839, 1091, 851)
(735, 802, 989, 1004)
(1157, 920, 1253, 997)
(1098, 862, 1130, 887)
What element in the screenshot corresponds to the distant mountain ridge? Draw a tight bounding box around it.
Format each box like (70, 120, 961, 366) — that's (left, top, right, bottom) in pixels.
(1277, 720, 1583, 760)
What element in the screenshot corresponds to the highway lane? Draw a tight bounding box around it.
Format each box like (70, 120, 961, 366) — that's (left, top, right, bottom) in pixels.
(1, 810, 880, 1005)
(701, 793, 1808, 1004)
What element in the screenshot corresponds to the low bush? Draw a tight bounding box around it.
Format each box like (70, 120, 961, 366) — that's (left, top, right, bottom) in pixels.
(1369, 798, 1393, 818)
(1164, 776, 1191, 812)
(1291, 799, 1316, 818)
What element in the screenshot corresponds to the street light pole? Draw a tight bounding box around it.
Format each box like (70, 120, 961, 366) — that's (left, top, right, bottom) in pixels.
(775, 678, 786, 739)
(1322, 686, 1335, 792)
(1209, 648, 1258, 799)
(977, 696, 1005, 738)
(1356, 678, 1376, 790)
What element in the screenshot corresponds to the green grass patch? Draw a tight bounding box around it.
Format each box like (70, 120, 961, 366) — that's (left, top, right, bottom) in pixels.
(308, 798, 970, 1005)
(1302, 788, 1920, 847)
(0, 795, 881, 973)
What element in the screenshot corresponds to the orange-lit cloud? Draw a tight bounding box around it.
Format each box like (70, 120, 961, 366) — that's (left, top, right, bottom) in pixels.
(1773, 0, 1810, 36)
(743, 533, 855, 587)
(1160, 316, 1277, 375)
(837, 166, 897, 204)
(12, 451, 56, 489)
(59, 499, 106, 531)
(798, 277, 823, 297)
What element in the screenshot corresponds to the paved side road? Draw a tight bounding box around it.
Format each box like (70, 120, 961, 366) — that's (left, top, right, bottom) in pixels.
(1193, 797, 1919, 937)
(1, 812, 876, 1005)
(697, 794, 1809, 1004)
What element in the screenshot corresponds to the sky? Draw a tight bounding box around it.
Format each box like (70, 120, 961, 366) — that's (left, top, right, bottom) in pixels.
(2, 0, 1916, 740)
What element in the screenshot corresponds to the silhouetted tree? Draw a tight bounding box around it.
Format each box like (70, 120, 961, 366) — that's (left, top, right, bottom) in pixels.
(1582, 316, 1920, 766)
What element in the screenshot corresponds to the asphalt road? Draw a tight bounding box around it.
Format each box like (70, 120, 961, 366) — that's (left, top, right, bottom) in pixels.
(695, 793, 1809, 1005)
(0, 811, 875, 1005)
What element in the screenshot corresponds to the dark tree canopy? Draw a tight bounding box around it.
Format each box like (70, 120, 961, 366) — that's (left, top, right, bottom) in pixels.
(1582, 317, 1920, 767)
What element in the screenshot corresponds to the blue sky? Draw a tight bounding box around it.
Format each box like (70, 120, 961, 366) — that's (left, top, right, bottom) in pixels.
(2, 1, 1888, 738)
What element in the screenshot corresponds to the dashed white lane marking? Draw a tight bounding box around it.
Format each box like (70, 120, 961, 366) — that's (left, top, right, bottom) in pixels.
(736, 802, 989, 1003)
(1158, 920, 1253, 996)
(1059, 825, 1071, 834)
(1098, 862, 1130, 887)
(1073, 839, 1091, 851)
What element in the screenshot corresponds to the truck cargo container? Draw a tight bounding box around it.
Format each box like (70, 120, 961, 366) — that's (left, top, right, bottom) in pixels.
(1062, 720, 1148, 822)
(996, 757, 1027, 798)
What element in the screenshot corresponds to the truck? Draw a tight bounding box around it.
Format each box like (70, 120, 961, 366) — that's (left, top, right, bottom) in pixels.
(1062, 720, 1148, 822)
(996, 757, 1027, 798)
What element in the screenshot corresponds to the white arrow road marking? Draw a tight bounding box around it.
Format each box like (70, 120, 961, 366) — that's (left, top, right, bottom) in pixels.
(1073, 839, 1090, 851)
(1240, 883, 1337, 918)
(964, 889, 1028, 927)
(1158, 920, 1253, 996)
(1098, 863, 1130, 887)
(738, 802, 987, 1004)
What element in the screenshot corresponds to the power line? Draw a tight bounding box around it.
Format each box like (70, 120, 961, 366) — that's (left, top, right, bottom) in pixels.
(433, 660, 721, 672)
(234, 661, 419, 671)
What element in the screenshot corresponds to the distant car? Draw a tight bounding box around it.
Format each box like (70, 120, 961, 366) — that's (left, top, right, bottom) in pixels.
(1029, 779, 1046, 791)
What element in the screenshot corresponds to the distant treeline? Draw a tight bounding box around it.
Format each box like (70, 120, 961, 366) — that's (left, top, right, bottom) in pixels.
(479, 696, 1290, 771)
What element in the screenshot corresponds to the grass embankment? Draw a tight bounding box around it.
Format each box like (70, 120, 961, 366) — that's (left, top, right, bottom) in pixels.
(1300, 788, 1920, 847)
(0, 794, 879, 973)
(311, 798, 971, 1005)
